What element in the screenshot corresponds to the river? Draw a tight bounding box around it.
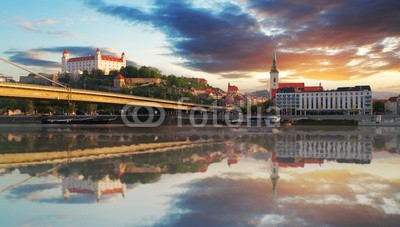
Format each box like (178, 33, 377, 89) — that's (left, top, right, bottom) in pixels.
(0, 125, 399, 226)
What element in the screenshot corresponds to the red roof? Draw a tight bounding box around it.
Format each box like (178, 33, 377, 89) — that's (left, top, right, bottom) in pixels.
(68, 56, 95, 62)
(197, 78, 207, 83)
(388, 96, 398, 102)
(304, 86, 323, 92)
(228, 85, 239, 92)
(122, 52, 125, 55)
(115, 74, 124, 79)
(205, 156, 213, 163)
(63, 49, 69, 54)
(101, 56, 123, 62)
(67, 55, 122, 62)
(279, 83, 305, 89)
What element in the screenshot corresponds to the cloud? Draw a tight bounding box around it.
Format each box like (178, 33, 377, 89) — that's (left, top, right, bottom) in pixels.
(219, 72, 253, 79)
(14, 17, 73, 37)
(155, 170, 400, 226)
(84, 0, 275, 77)
(4, 49, 60, 68)
(5, 183, 59, 200)
(39, 19, 56, 25)
(3, 46, 134, 69)
(84, 0, 400, 82)
(18, 21, 39, 32)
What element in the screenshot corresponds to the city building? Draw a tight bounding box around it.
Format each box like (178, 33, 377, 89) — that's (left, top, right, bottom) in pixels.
(385, 96, 399, 114)
(19, 73, 59, 86)
(398, 97, 400, 115)
(0, 73, 13, 82)
(225, 83, 243, 106)
(196, 78, 208, 85)
(277, 86, 373, 115)
(269, 52, 372, 115)
(62, 48, 126, 75)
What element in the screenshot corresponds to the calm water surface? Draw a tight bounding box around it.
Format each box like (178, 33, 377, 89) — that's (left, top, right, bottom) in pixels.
(0, 125, 399, 226)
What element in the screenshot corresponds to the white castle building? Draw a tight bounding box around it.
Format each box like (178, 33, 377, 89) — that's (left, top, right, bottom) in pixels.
(61, 48, 126, 75)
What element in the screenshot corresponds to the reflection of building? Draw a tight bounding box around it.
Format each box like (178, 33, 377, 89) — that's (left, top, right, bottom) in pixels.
(275, 134, 372, 164)
(114, 163, 167, 175)
(266, 132, 374, 199)
(62, 174, 126, 202)
(226, 141, 239, 166)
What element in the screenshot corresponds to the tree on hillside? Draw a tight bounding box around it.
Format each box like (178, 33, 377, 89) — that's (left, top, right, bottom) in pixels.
(120, 66, 139, 78)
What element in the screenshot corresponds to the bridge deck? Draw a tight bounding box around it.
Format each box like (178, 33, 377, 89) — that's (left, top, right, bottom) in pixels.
(0, 82, 225, 111)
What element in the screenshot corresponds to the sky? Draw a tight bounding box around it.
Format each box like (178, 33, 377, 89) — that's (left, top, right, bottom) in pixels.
(0, 0, 399, 93)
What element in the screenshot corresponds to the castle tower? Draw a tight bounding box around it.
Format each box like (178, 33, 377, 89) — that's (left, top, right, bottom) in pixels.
(95, 48, 101, 72)
(121, 52, 126, 65)
(61, 49, 69, 73)
(95, 48, 101, 59)
(270, 51, 279, 99)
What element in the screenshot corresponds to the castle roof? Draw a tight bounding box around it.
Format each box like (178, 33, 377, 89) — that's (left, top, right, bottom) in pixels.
(115, 74, 125, 79)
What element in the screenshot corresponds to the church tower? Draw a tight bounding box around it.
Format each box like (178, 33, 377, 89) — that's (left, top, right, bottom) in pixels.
(270, 51, 279, 99)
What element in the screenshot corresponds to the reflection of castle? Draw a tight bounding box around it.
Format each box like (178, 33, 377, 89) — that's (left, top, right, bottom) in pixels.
(62, 174, 126, 202)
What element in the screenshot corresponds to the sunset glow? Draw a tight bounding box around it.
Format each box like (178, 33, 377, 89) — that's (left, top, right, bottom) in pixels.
(0, 0, 399, 93)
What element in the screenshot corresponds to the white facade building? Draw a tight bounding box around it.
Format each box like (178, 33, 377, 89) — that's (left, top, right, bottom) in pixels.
(61, 48, 126, 75)
(276, 86, 372, 115)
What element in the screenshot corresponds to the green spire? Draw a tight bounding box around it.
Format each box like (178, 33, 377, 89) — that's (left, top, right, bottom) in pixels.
(270, 50, 279, 73)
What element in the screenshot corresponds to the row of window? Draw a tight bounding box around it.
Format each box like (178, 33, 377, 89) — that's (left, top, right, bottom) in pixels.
(277, 92, 371, 97)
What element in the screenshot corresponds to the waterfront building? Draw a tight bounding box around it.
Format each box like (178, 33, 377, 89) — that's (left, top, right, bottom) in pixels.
(269, 52, 372, 115)
(398, 97, 400, 115)
(385, 96, 399, 114)
(0, 73, 13, 82)
(225, 83, 243, 106)
(61, 48, 126, 75)
(19, 73, 58, 86)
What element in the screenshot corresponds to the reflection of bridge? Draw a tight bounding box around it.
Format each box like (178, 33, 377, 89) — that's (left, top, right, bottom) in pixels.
(0, 82, 218, 111)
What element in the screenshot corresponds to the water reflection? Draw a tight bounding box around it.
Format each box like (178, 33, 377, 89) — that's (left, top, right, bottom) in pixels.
(0, 126, 399, 226)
